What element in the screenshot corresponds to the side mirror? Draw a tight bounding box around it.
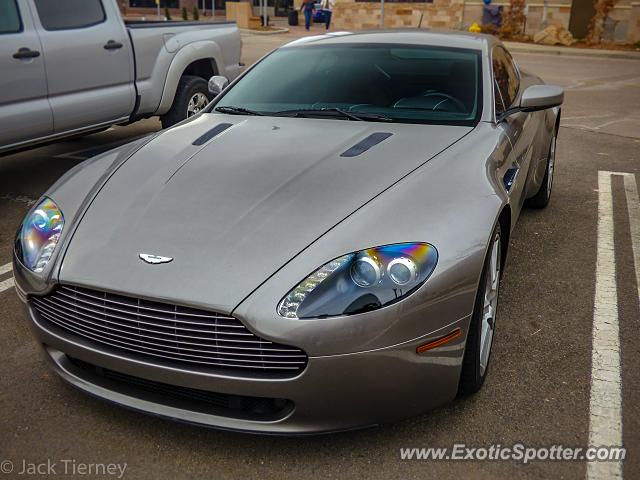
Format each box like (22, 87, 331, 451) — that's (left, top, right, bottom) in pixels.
(520, 85, 564, 112)
(208, 75, 229, 96)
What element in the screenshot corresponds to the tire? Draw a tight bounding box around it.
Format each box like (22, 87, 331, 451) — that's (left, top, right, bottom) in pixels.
(160, 75, 213, 129)
(458, 223, 502, 395)
(525, 134, 557, 209)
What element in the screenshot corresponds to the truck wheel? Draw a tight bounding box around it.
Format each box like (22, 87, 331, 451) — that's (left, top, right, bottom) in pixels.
(160, 75, 213, 129)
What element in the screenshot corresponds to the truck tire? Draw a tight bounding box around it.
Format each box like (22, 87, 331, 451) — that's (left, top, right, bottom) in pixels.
(160, 75, 213, 129)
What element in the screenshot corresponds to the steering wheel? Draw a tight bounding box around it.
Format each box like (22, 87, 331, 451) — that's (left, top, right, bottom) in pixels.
(420, 92, 467, 112)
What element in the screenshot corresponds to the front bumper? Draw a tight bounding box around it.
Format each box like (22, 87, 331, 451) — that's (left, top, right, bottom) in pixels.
(25, 301, 469, 434)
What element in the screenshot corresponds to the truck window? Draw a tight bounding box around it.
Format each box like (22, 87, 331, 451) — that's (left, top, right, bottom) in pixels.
(0, 0, 21, 34)
(34, 0, 105, 31)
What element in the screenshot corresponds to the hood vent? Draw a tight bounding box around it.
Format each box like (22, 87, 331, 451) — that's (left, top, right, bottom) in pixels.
(340, 132, 393, 158)
(192, 123, 234, 146)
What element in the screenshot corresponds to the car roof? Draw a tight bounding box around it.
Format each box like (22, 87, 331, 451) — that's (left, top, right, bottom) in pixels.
(283, 29, 497, 52)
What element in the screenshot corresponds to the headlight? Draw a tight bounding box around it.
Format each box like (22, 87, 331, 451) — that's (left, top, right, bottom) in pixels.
(16, 197, 64, 273)
(277, 243, 438, 319)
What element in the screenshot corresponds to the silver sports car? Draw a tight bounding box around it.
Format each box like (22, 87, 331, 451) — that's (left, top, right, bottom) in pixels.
(14, 31, 563, 434)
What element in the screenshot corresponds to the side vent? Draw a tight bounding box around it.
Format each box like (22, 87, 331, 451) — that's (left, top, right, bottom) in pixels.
(192, 123, 233, 146)
(503, 167, 519, 191)
(340, 132, 393, 158)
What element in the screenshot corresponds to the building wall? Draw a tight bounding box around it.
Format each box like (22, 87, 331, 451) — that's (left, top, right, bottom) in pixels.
(332, 0, 464, 30)
(631, 2, 640, 42)
(462, 1, 635, 41)
(331, 0, 640, 43)
(461, 2, 572, 33)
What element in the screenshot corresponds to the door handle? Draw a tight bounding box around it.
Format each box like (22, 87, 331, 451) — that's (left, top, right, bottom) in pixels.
(12, 48, 40, 59)
(103, 40, 123, 50)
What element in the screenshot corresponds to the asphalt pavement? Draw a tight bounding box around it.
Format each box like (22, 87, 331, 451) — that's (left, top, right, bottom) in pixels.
(0, 33, 639, 480)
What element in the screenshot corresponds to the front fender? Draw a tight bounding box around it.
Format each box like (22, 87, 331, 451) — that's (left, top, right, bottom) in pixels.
(233, 123, 510, 356)
(13, 134, 158, 296)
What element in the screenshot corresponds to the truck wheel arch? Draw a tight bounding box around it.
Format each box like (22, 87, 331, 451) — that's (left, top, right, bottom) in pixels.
(183, 58, 218, 82)
(157, 41, 223, 115)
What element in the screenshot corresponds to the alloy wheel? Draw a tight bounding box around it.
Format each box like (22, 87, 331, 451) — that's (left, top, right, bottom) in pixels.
(479, 232, 501, 376)
(546, 136, 556, 197)
(187, 92, 209, 117)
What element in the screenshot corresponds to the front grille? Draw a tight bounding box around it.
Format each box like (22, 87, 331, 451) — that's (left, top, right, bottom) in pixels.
(68, 357, 293, 421)
(33, 285, 307, 377)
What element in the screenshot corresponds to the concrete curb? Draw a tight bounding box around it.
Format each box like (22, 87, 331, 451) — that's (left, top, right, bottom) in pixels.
(504, 42, 640, 61)
(240, 27, 290, 35)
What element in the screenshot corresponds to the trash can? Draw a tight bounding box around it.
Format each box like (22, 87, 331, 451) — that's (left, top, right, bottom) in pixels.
(288, 9, 298, 26)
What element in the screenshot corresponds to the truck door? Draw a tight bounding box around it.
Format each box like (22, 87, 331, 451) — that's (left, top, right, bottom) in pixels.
(0, 0, 53, 149)
(31, 0, 135, 133)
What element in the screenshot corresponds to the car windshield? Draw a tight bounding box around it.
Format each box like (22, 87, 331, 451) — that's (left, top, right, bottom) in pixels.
(214, 44, 482, 126)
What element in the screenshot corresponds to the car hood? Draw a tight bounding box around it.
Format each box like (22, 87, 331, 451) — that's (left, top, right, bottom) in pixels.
(59, 114, 472, 313)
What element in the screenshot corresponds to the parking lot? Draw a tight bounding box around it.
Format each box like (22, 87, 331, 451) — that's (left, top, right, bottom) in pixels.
(1, 32, 639, 479)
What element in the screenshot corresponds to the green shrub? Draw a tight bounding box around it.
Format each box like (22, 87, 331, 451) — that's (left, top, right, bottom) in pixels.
(164, 7, 171, 20)
(193, 6, 199, 20)
(181, 6, 188, 20)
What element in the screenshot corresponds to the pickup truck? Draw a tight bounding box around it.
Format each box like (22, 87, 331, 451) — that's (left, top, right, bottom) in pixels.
(0, 0, 243, 154)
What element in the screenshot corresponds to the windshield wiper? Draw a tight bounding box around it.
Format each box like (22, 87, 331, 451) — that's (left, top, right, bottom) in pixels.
(215, 106, 264, 116)
(274, 108, 392, 122)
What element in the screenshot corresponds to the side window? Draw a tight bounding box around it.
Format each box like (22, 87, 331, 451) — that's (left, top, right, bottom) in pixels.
(503, 50, 520, 103)
(492, 47, 520, 115)
(0, 0, 22, 34)
(34, 0, 105, 31)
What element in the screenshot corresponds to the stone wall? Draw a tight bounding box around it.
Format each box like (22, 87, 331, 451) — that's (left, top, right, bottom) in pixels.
(461, 1, 637, 42)
(331, 0, 640, 44)
(462, 2, 572, 33)
(332, 0, 464, 30)
(117, 0, 640, 43)
(630, 2, 640, 42)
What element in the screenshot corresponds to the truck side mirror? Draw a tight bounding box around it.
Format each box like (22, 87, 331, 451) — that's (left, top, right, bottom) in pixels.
(208, 76, 229, 96)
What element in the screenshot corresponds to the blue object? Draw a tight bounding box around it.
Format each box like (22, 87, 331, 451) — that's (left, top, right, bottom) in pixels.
(313, 6, 327, 23)
(482, 5, 503, 27)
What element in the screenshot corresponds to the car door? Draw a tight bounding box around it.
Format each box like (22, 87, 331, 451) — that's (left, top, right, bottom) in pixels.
(0, 0, 53, 149)
(492, 45, 533, 220)
(30, 0, 135, 134)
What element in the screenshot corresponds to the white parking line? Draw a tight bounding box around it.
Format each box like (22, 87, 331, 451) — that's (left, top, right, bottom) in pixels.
(588, 171, 639, 480)
(0, 277, 14, 293)
(0, 193, 38, 206)
(622, 174, 640, 303)
(0, 263, 15, 293)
